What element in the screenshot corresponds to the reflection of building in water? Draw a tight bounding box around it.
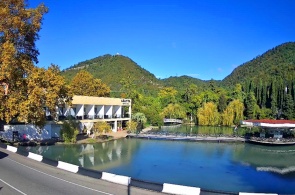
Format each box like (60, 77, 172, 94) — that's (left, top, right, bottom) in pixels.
(77, 139, 139, 171)
(233, 143, 295, 175)
(257, 166, 295, 174)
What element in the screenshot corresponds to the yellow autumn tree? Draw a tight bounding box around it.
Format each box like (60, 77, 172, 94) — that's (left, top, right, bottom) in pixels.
(92, 121, 112, 137)
(221, 99, 244, 126)
(197, 102, 220, 126)
(161, 103, 186, 119)
(0, 1, 69, 126)
(69, 70, 110, 97)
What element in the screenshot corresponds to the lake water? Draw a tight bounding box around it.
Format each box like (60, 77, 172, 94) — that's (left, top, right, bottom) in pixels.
(19, 126, 295, 194)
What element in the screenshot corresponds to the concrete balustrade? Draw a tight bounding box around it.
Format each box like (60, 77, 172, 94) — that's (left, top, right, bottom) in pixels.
(101, 172, 131, 186)
(28, 152, 43, 162)
(162, 183, 200, 195)
(6, 145, 17, 153)
(57, 161, 79, 173)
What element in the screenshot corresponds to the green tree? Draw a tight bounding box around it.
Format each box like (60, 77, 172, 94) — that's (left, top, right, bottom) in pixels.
(161, 103, 186, 119)
(244, 92, 257, 119)
(283, 93, 294, 119)
(140, 96, 163, 126)
(181, 84, 199, 122)
(270, 81, 278, 118)
(132, 112, 147, 130)
(120, 74, 136, 98)
(257, 107, 273, 119)
(218, 93, 227, 112)
(69, 70, 110, 97)
(198, 90, 219, 105)
(233, 84, 245, 101)
(158, 87, 178, 107)
(60, 120, 79, 143)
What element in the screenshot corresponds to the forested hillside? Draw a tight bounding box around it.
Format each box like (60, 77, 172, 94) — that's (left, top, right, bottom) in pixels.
(61, 42, 295, 124)
(160, 76, 210, 89)
(222, 42, 295, 86)
(62, 54, 161, 95)
(222, 42, 295, 118)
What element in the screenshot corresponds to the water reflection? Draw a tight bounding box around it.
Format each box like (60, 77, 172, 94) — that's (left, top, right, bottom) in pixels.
(23, 139, 140, 170)
(148, 125, 249, 137)
(233, 144, 295, 175)
(19, 128, 295, 193)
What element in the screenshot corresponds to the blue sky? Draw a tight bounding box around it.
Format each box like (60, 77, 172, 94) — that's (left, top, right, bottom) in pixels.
(29, 0, 295, 80)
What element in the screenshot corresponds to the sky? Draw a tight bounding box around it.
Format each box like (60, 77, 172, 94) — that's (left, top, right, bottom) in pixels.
(28, 0, 295, 80)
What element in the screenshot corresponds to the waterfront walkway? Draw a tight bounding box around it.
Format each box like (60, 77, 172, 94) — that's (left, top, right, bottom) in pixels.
(127, 133, 246, 143)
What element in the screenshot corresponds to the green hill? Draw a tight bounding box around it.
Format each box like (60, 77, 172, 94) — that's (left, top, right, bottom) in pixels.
(62, 42, 295, 96)
(62, 54, 162, 95)
(160, 75, 211, 89)
(222, 42, 295, 87)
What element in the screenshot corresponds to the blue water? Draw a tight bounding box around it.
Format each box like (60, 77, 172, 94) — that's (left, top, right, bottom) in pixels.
(20, 138, 295, 194)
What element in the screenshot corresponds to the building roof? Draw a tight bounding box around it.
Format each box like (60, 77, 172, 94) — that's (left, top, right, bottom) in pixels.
(71, 95, 131, 106)
(241, 119, 295, 128)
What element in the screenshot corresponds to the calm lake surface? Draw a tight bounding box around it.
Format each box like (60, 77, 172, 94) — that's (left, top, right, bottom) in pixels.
(20, 126, 295, 194)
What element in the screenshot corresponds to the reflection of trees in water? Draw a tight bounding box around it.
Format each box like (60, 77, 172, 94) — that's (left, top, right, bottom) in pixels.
(155, 125, 249, 136)
(232, 144, 295, 174)
(23, 139, 141, 171)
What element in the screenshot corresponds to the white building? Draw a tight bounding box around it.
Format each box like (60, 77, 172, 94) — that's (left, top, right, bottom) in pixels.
(57, 95, 132, 132)
(1, 95, 132, 141)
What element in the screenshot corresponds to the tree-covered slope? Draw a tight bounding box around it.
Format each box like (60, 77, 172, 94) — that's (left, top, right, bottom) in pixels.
(62, 54, 162, 95)
(160, 75, 209, 90)
(62, 42, 295, 98)
(222, 42, 295, 87)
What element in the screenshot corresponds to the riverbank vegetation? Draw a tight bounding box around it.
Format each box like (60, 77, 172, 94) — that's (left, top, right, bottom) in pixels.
(1, 0, 294, 133)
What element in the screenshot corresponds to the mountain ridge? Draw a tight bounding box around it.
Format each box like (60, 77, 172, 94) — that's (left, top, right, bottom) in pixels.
(62, 42, 295, 93)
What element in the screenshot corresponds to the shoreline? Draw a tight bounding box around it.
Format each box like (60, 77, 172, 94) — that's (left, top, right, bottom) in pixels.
(126, 133, 246, 143)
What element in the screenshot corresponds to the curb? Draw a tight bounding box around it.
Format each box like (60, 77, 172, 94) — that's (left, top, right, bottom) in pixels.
(0, 142, 282, 195)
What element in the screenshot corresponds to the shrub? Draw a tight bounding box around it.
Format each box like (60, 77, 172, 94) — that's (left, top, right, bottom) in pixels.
(60, 120, 79, 143)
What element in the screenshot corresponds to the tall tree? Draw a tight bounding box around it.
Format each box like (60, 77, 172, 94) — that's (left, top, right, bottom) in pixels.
(217, 93, 227, 112)
(283, 93, 294, 119)
(161, 103, 186, 119)
(158, 87, 178, 107)
(221, 99, 244, 126)
(244, 92, 257, 119)
(197, 102, 220, 126)
(0, 1, 69, 126)
(231, 84, 244, 102)
(69, 70, 110, 97)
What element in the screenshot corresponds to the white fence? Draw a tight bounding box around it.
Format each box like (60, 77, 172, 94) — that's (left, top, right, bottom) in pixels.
(163, 118, 183, 124)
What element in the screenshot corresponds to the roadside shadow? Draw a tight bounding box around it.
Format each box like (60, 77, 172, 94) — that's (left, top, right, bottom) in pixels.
(0, 151, 8, 159)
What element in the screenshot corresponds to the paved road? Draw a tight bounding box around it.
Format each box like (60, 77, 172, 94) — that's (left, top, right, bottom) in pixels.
(0, 147, 164, 195)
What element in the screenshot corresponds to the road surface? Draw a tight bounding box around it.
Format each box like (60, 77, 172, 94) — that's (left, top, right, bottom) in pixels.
(0, 147, 164, 195)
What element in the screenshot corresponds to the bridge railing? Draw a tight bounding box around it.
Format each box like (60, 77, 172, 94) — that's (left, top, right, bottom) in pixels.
(163, 118, 183, 124)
